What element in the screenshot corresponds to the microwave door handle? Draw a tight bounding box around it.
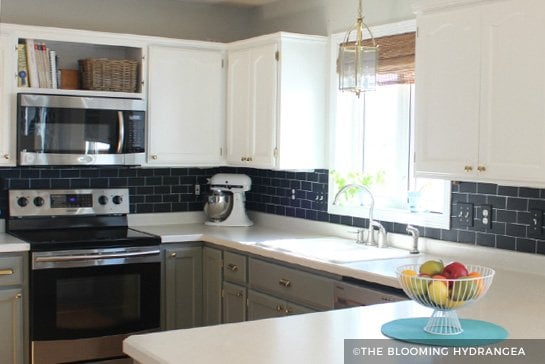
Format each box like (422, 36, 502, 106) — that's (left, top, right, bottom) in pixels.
(116, 111, 125, 153)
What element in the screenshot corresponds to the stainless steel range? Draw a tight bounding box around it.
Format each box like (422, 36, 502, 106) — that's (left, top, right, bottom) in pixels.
(7, 188, 161, 364)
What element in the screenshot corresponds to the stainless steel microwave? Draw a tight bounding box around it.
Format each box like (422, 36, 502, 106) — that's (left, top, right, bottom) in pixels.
(17, 94, 146, 166)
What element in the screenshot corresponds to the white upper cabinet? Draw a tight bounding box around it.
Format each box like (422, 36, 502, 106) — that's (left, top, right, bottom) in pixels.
(478, 0, 545, 183)
(2, 23, 146, 99)
(147, 45, 225, 166)
(226, 43, 277, 168)
(0, 34, 15, 165)
(413, 0, 545, 186)
(414, 5, 481, 178)
(226, 33, 327, 170)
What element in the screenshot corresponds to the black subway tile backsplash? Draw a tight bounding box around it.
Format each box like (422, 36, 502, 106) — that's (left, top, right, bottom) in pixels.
(1, 166, 545, 256)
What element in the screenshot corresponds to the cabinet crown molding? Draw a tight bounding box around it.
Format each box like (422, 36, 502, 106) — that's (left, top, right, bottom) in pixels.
(411, 0, 501, 13)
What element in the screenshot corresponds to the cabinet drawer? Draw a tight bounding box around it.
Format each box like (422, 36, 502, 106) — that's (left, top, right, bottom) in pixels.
(0, 256, 23, 287)
(223, 251, 247, 284)
(248, 258, 334, 309)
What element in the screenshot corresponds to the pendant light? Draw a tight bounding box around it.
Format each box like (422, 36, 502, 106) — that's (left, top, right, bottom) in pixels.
(337, 0, 379, 97)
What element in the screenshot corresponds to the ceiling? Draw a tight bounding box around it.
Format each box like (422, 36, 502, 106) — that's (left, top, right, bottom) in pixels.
(173, 0, 280, 6)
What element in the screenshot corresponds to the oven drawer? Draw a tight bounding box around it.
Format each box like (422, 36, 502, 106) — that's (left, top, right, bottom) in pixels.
(0, 255, 24, 286)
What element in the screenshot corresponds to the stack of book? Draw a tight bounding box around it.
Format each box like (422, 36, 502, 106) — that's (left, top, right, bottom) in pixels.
(17, 39, 59, 89)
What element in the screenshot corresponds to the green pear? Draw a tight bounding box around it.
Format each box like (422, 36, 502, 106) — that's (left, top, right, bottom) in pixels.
(419, 260, 444, 276)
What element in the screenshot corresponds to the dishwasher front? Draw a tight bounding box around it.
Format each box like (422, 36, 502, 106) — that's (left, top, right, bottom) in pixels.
(334, 280, 407, 308)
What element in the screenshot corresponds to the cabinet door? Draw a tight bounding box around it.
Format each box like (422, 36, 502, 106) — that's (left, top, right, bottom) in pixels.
(0, 288, 23, 364)
(148, 46, 224, 165)
(202, 247, 223, 326)
(226, 43, 278, 168)
(414, 6, 481, 178)
(248, 43, 278, 168)
(478, 0, 545, 183)
(222, 282, 247, 324)
(226, 49, 252, 164)
(0, 34, 15, 166)
(164, 246, 203, 330)
(246, 289, 285, 321)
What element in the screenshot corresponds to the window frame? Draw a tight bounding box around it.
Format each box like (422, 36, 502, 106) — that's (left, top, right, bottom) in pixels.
(327, 19, 451, 230)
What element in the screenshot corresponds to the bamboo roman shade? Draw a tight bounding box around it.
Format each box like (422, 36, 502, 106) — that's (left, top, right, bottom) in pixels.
(364, 31, 415, 85)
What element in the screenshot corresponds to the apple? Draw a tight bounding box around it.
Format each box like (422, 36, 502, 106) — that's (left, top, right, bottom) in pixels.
(419, 260, 444, 276)
(441, 262, 469, 280)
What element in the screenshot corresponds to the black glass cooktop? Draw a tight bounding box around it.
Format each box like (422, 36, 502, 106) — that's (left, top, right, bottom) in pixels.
(9, 227, 160, 251)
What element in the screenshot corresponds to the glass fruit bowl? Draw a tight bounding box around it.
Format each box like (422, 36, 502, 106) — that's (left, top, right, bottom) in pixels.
(396, 264, 495, 335)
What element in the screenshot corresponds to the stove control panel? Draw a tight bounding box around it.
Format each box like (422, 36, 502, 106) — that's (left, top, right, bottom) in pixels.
(9, 189, 130, 217)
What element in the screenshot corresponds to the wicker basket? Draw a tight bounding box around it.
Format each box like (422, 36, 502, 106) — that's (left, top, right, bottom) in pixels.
(79, 58, 139, 92)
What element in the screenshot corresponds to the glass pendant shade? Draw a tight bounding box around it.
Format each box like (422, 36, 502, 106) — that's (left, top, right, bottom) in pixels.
(338, 40, 378, 95)
(338, 1, 379, 97)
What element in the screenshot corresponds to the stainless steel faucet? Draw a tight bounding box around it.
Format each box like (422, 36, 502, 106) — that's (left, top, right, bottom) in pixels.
(332, 183, 385, 246)
(406, 225, 420, 254)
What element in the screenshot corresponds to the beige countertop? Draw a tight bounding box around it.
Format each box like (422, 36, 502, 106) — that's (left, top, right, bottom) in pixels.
(125, 213, 545, 363)
(0, 232, 30, 253)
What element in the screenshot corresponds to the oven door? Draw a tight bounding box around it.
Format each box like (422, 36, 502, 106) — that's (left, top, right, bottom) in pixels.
(30, 246, 161, 364)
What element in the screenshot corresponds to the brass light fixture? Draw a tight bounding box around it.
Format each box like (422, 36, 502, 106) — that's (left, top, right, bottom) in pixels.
(337, 0, 379, 97)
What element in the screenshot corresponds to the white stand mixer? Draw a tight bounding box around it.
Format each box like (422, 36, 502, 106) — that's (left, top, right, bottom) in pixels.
(204, 173, 253, 227)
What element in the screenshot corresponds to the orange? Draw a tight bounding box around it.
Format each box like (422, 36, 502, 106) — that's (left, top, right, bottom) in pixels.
(467, 271, 484, 297)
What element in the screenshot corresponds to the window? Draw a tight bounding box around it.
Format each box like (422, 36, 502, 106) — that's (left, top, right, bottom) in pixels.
(328, 20, 451, 229)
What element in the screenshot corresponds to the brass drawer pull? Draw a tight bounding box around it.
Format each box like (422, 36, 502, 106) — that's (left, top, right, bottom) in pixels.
(278, 278, 292, 288)
(236, 291, 244, 298)
(275, 304, 284, 312)
(464, 165, 473, 172)
(226, 263, 239, 272)
(477, 165, 486, 172)
(0, 269, 14, 276)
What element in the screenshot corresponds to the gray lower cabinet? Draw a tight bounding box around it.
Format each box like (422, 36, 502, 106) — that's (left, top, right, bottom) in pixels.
(164, 244, 203, 330)
(247, 289, 315, 321)
(0, 254, 27, 364)
(248, 258, 335, 311)
(202, 247, 223, 326)
(222, 282, 247, 324)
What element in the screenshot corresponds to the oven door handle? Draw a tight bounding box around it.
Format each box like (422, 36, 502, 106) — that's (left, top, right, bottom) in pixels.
(34, 249, 161, 263)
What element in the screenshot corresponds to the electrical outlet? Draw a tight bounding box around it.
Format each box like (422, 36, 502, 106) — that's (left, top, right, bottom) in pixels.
(480, 204, 492, 229)
(456, 202, 474, 227)
(529, 209, 543, 235)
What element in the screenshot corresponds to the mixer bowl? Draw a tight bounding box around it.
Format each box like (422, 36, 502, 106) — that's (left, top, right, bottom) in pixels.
(204, 190, 233, 222)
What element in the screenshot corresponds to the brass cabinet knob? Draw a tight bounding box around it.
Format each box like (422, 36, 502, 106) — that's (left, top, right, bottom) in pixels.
(278, 278, 291, 288)
(0, 269, 14, 276)
(464, 165, 473, 172)
(241, 157, 247, 162)
(15, 293, 22, 299)
(226, 263, 239, 272)
(236, 291, 244, 298)
(2, 154, 9, 160)
(285, 306, 293, 314)
(247, 157, 253, 162)
(275, 304, 284, 312)
(151, 155, 158, 160)
(477, 165, 486, 172)
(169, 252, 177, 258)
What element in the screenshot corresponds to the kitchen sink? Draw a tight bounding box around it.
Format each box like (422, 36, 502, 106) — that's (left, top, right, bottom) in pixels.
(255, 237, 413, 263)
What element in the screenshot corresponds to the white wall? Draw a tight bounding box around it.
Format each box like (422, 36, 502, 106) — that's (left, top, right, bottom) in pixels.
(0, 0, 252, 42)
(249, 0, 414, 37)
